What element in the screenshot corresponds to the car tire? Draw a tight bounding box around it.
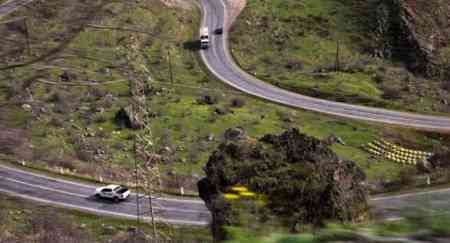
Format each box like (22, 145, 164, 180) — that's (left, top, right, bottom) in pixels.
(94, 194, 100, 199)
(113, 197, 119, 203)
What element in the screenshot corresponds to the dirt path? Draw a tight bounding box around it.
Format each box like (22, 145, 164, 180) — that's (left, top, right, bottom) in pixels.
(160, 0, 195, 10)
(224, 0, 246, 26)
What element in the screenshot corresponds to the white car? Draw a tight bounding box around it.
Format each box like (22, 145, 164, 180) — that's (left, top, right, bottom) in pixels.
(95, 185, 130, 202)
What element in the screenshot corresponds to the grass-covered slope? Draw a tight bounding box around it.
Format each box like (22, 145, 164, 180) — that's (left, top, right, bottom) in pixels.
(0, 194, 211, 242)
(0, 0, 448, 195)
(230, 0, 450, 114)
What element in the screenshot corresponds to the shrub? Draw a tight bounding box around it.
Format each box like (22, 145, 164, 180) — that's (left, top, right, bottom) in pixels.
(48, 117, 64, 127)
(91, 87, 106, 99)
(197, 94, 219, 105)
(382, 87, 402, 100)
(96, 129, 110, 139)
(373, 72, 386, 84)
(93, 113, 107, 123)
(50, 91, 74, 114)
(344, 59, 371, 73)
(214, 106, 231, 115)
(46, 157, 77, 171)
(6, 81, 22, 100)
(100, 94, 114, 108)
(276, 110, 294, 123)
(285, 59, 304, 71)
(230, 97, 246, 108)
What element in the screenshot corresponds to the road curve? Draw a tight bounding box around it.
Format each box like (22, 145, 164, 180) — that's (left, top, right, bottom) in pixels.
(199, 0, 450, 131)
(2, 164, 450, 226)
(1, 0, 450, 227)
(0, 164, 210, 226)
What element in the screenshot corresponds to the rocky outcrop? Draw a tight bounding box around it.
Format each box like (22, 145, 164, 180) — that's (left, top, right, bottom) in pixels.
(374, 0, 450, 76)
(115, 104, 145, 129)
(198, 128, 368, 241)
(115, 95, 147, 129)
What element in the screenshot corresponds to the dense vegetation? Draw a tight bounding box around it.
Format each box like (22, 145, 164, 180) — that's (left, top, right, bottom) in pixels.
(199, 128, 368, 241)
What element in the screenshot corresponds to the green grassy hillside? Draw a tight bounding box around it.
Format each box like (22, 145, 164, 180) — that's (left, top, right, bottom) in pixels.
(0, 0, 448, 194)
(230, 0, 450, 114)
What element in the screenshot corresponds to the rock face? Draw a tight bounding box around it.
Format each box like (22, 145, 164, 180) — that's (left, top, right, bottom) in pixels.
(374, 0, 450, 76)
(198, 128, 368, 241)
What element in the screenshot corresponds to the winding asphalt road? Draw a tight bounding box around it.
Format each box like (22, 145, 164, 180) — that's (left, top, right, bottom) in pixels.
(199, 0, 450, 131)
(2, 163, 450, 226)
(1, 0, 450, 227)
(0, 164, 210, 226)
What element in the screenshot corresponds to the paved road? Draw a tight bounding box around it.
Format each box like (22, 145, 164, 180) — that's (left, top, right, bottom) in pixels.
(0, 164, 210, 225)
(199, 0, 450, 131)
(1, 0, 450, 227)
(371, 188, 450, 221)
(2, 164, 450, 226)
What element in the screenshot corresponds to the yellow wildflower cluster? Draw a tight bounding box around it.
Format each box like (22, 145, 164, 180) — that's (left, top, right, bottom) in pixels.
(223, 186, 257, 201)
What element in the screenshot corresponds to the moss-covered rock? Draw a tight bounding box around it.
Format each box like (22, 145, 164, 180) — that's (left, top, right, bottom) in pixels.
(198, 128, 368, 241)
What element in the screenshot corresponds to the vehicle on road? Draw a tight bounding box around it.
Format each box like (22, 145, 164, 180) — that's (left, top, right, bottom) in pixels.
(200, 27, 209, 49)
(95, 185, 130, 202)
(214, 27, 223, 35)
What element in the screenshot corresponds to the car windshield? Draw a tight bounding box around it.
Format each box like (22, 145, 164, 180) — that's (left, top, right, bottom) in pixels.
(116, 186, 129, 193)
(112, 186, 121, 191)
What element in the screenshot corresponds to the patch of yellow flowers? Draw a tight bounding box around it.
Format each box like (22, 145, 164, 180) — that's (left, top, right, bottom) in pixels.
(223, 186, 257, 201)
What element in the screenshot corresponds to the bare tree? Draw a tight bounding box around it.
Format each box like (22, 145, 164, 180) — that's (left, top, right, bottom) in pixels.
(116, 33, 173, 242)
(135, 115, 161, 237)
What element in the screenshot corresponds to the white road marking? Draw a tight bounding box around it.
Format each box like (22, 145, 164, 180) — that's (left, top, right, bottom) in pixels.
(0, 188, 209, 226)
(198, 0, 450, 131)
(371, 187, 450, 201)
(1, 176, 87, 198)
(0, 175, 206, 214)
(0, 164, 204, 204)
(385, 217, 404, 221)
(0, 164, 96, 189)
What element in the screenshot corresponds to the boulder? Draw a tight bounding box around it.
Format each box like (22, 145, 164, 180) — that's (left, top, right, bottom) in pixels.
(115, 105, 145, 129)
(223, 127, 247, 141)
(197, 95, 218, 105)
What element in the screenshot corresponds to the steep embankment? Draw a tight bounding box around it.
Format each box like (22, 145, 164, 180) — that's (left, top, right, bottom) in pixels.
(230, 0, 450, 114)
(373, 0, 450, 76)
